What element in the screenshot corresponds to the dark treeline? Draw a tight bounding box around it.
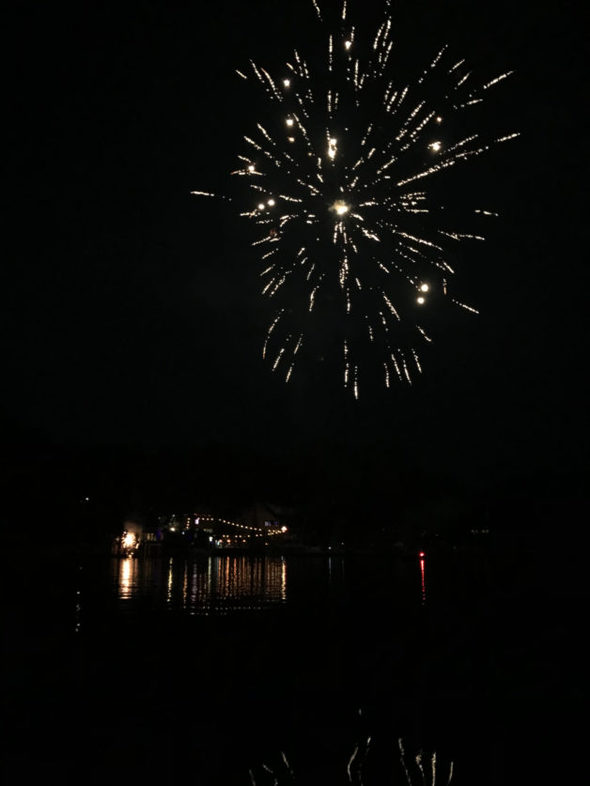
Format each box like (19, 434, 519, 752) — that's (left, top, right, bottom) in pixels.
(2, 422, 587, 550)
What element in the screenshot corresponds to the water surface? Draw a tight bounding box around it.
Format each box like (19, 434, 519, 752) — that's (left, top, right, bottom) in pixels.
(5, 545, 587, 785)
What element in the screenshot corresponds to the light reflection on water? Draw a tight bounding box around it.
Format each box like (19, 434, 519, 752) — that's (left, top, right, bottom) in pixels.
(419, 554, 426, 605)
(117, 556, 139, 600)
(115, 555, 289, 615)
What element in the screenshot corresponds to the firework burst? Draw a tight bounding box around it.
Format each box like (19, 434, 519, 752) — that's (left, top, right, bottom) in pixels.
(193, 0, 517, 397)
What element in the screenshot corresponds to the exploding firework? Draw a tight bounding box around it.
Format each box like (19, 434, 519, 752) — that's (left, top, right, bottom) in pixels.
(193, 0, 517, 397)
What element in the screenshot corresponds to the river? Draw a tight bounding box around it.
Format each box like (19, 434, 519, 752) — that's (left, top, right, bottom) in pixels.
(5, 543, 587, 784)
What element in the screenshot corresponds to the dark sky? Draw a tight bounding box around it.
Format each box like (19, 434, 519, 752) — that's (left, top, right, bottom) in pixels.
(5, 0, 588, 488)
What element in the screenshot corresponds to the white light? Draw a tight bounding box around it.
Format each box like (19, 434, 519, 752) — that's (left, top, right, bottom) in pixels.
(288, 136, 295, 143)
(332, 200, 350, 216)
(267, 198, 276, 206)
(286, 118, 294, 127)
(281, 526, 288, 533)
(344, 40, 352, 50)
(283, 79, 291, 88)
(247, 164, 255, 172)
(429, 141, 442, 152)
(258, 203, 266, 210)
(420, 283, 429, 292)
(417, 296, 426, 304)
(328, 137, 338, 160)
(122, 532, 136, 548)
(436, 116, 443, 123)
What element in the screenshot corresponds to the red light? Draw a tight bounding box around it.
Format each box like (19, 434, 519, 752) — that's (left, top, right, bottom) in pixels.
(419, 551, 425, 558)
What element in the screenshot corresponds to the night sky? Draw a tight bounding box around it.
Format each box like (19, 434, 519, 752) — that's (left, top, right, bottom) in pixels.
(5, 0, 588, 509)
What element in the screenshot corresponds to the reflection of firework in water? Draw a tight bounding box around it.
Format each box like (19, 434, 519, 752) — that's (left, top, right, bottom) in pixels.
(193, 0, 517, 397)
(398, 738, 454, 785)
(248, 735, 453, 784)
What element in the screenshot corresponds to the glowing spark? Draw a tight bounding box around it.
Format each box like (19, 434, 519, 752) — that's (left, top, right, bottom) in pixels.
(452, 298, 479, 314)
(482, 70, 514, 90)
(429, 140, 442, 152)
(383, 294, 400, 320)
(417, 325, 432, 343)
(332, 200, 349, 216)
(122, 532, 137, 549)
(412, 349, 422, 372)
